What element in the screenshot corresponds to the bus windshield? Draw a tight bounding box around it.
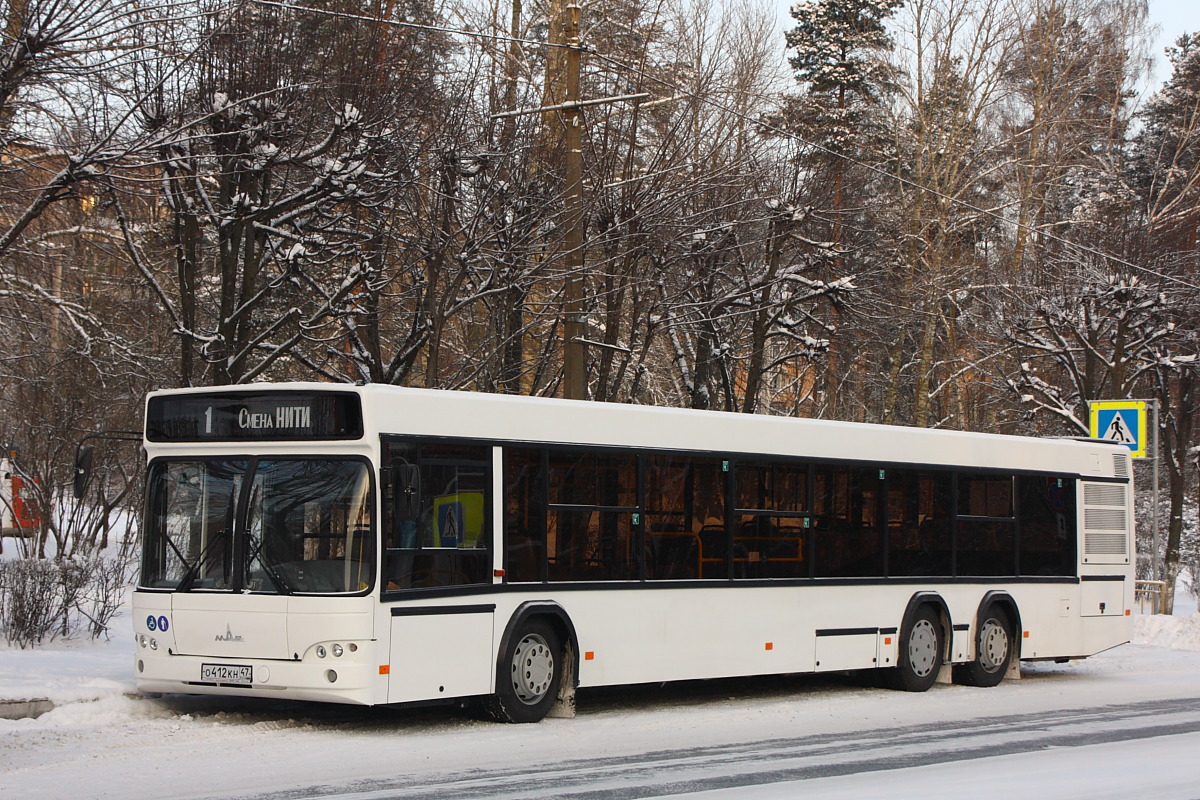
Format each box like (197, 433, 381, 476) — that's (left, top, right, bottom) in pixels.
(143, 458, 374, 594)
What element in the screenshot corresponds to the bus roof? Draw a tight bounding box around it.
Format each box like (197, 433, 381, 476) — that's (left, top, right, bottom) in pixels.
(146, 382, 1129, 479)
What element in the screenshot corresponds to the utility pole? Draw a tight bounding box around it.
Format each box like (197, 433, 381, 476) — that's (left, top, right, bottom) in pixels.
(489, 5, 646, 402)
(1152, 398, 1160, 582)
(562, 4, 586, 401)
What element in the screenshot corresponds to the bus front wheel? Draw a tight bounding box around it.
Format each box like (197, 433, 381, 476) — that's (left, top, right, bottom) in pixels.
(886, 605, 943, 692)
(484, 618, 562, 723)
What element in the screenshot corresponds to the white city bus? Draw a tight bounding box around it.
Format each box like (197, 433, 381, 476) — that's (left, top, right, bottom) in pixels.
(131, 383, 1134, 722)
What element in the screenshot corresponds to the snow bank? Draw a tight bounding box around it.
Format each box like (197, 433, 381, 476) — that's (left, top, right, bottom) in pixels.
(0, 605, 133, 708)
(1134, 612, 1200, 651)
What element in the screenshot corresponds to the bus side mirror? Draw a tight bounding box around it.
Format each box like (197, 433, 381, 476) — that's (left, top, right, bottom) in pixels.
(397, 464, 420, 520)
(73, 445, 94, 500)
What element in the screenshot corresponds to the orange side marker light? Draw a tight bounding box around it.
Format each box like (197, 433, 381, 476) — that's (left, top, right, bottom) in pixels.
(1023, 631, 1030, 638)
(1125, 609, 1131, 616)
(584, 651, 595, 661)
(379, 665, 390, 675)
(884, 637, 892, 645)
(765, 642, 773, 651)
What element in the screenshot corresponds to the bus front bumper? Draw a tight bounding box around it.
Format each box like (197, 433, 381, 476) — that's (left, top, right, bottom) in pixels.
(134, 650, 378, 706)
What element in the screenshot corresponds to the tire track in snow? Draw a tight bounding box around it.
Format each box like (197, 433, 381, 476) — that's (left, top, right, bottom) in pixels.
(229, 697, 1200, 800)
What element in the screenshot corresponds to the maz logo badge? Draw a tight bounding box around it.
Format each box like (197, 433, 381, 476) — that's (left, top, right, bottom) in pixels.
(215, 624, 245, 643)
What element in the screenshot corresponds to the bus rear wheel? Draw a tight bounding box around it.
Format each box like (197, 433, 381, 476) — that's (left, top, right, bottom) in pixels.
(954, 608, 1013, 687)
(886, 605, 943, 692)
(484, 618, 562, 723)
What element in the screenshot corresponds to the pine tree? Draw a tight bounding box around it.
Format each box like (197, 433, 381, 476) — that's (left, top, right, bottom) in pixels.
(782, 0, 902, 418)
(1135, 32, 1200, 258)
(784, 0, 902, 158)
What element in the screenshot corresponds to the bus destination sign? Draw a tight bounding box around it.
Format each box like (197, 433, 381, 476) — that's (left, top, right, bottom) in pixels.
(146, 392, 364, 442)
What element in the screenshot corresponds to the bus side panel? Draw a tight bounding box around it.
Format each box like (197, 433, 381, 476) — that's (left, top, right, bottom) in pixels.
(814, 633, 878, 671)
(553, 587, 813, 687)
(548, 581, 1129, 690)
(388, 611, 494, 703)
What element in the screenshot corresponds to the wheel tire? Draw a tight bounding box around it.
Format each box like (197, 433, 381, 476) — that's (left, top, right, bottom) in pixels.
(886, 605, 943, 692)
(954, 607, 1013, 688)
(483, 618, 562, 723)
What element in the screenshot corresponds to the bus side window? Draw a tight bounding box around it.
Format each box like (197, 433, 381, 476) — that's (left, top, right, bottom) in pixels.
(956, 473, 1017, 576)
(888, 471, 952, 577)
(731, 461, 808, 580)
(813, 467, 884, 578)
(503, 448, 546, 582)
(1018, 475, 1076, 576)
(383, 442, 491, 591)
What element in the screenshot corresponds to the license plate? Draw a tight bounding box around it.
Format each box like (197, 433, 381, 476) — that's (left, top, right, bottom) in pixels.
(201, 663, 253, 685)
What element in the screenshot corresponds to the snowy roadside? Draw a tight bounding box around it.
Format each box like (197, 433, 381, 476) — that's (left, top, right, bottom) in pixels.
(0, 604, 135, 715)
(0, 638, 133, 723)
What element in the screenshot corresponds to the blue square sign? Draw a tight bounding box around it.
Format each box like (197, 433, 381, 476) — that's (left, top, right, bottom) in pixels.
(1089, 401, 1147, 458)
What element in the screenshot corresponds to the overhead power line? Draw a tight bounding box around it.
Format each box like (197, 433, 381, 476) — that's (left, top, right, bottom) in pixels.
(249, 0, 576, 50)
(250, 0, 1198, 292)
(584, 49, 1200, 293)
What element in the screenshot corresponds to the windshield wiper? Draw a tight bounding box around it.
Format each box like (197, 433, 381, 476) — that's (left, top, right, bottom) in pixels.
(162, 534, 193, 582)
(177, 529, 231, 592)
(241, 483, 292, 595)
(245, 540, 292, 595)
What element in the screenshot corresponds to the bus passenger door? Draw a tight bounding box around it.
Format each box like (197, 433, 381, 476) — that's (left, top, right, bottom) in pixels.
(387, 608, 495, 704)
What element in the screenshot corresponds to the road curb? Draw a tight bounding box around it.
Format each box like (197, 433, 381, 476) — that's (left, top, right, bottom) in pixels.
(0, 698, 55, 720)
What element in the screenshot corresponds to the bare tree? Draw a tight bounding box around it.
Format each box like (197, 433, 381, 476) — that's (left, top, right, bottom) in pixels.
(1009, 271, 1175, 430)
(1001, 0, 1149, 277)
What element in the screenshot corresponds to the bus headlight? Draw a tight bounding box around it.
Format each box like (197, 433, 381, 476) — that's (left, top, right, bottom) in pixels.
(149, 638, 158, 651)
(331, 644, 343, 658)
(315, 645, 327, 658)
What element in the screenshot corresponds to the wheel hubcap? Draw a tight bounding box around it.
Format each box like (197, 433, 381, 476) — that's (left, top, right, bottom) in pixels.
(511, 633, 554, 704)
(908, 619, 939, 677)
(978, 618, 1009, 673)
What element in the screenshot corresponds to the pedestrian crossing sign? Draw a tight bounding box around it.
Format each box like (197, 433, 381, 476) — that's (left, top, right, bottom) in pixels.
(1089, 400, 1148, 458)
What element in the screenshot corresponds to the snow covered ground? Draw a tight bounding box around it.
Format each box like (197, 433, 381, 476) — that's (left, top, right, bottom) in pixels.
(3, 597, 1200, 799)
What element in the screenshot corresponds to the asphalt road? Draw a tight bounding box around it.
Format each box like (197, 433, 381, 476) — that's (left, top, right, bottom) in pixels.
(238, 697, 1200, 800)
